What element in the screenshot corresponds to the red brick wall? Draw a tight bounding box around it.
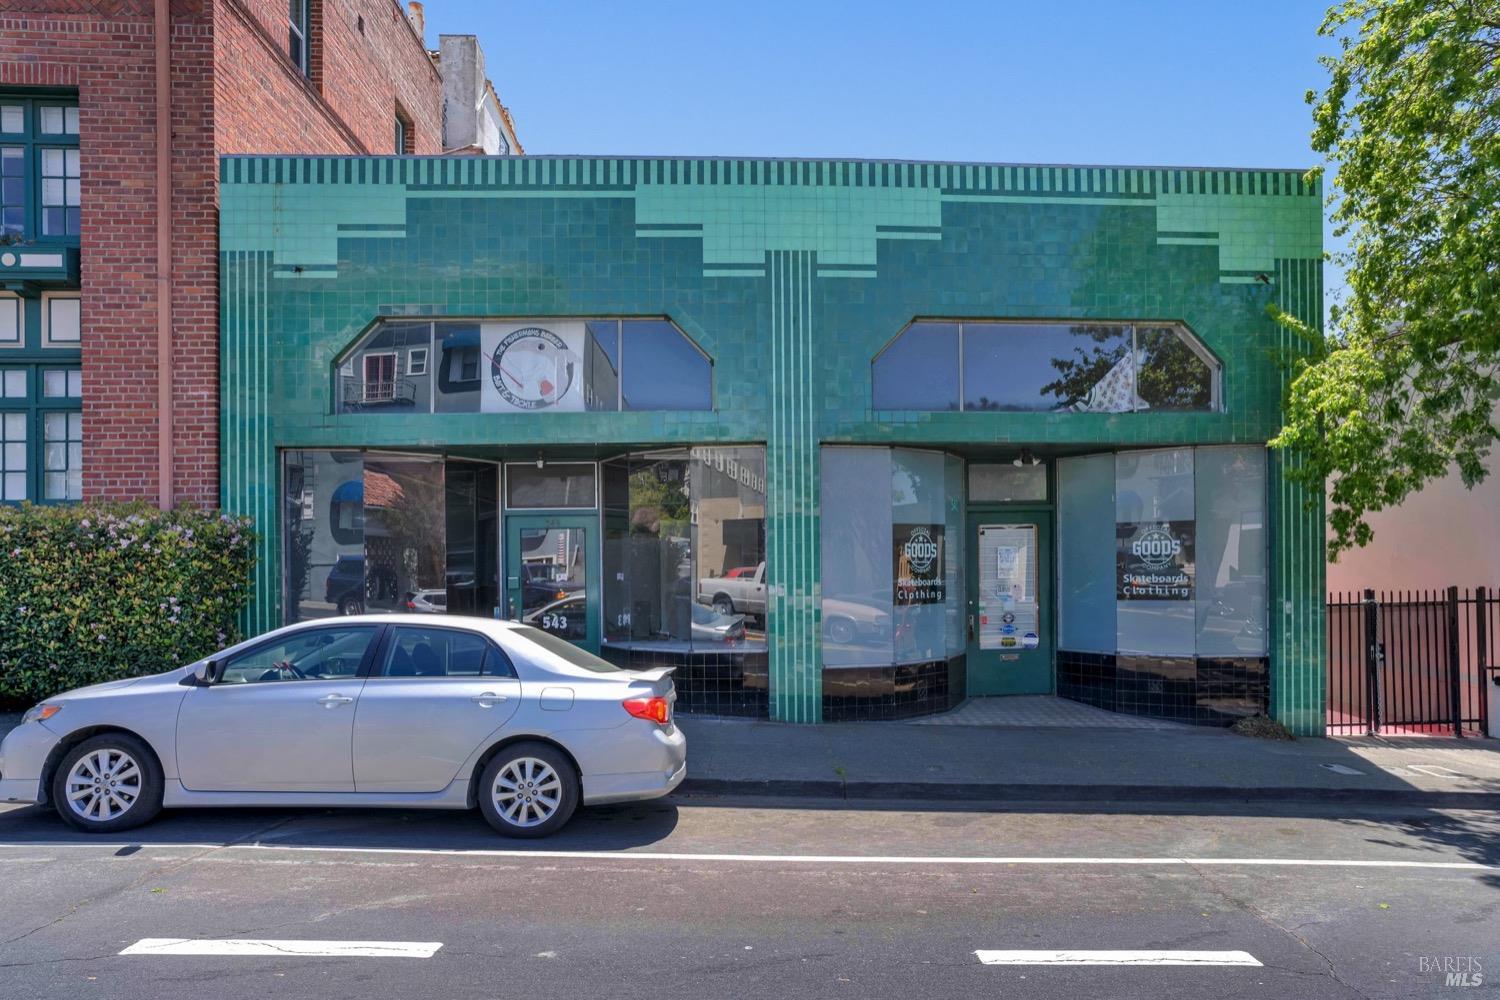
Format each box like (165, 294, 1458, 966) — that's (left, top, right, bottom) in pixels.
(0, 4, 217, 504)
(217, 0, 442, 156)
(0, 0, 444, 508)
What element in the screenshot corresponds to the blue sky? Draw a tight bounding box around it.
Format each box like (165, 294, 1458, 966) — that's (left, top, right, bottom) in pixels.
(422, 0, 1342, 299)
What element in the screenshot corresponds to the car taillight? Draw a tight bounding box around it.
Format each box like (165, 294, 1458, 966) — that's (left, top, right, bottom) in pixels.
(555, 589, 568, 600)
(623, 696, 671, 725)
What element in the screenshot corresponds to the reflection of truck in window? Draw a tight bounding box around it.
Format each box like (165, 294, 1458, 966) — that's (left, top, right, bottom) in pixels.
(698, 561, 766, 618)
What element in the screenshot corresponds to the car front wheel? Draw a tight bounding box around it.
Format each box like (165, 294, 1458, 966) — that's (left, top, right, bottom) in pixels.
(51, 734, 163, 833)
(712, 594, 735, 616)
(477, 742, 578, 838)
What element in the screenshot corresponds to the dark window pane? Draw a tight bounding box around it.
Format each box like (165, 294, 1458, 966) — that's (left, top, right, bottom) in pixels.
(518, 528, 588, 639)
(873, 322, 959, 410)
(505, 464, 596, 508)
(284, 450, 365, 621)
(65, 206, 79, 235)
(584, 320, 620, 411)
(964, 322, 1132, 412)
(2, 178, 19, 203)
(1136, 325, 1214, 411)
(376, 627, 490, 678)
(444, 460, 499, 617)
(42, 207, 62, 234)
(363, 457, 446, 614)
(434, 324, 483, 412)
(621, 321, 710, 410)
(603, 452, 693, 645)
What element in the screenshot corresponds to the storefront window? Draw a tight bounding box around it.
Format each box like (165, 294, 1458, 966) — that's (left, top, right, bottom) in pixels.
(505, 463, 597, 509)
(1115, 448, 1196, 656)
(602, 447, 766, 651)
(872, 320, 1219, 413)
(821, 446, 965, 668)
(284, 451, 495, 623)
(1194, 446, 1267, 656)
(1056, 454, 1116, 653)
(337, 318, 711, 414)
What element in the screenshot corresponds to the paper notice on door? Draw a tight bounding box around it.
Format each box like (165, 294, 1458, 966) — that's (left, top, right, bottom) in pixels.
(978, 524, 1038, 652)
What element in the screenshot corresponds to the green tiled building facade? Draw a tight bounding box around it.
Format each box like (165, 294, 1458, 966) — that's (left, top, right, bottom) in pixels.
(219, 155, 1325, 733)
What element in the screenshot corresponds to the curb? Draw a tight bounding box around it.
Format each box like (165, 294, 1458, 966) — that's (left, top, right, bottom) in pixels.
(676, 778, 1500, 809)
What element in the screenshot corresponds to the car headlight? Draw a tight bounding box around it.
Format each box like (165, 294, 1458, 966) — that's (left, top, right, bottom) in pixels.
(21, 703, 62, 724)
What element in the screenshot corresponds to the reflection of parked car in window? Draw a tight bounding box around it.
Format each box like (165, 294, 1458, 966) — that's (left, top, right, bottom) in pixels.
(821, 593, 893, 646)
(522, 562, 584, 608)
(404, 589, 447, 614)
(698, 561, 766, 618)
(691, 603, 745, 645)
(324, 554, 366, 615)
(723, 566, 757, 579)
(522, 594, 587, 640)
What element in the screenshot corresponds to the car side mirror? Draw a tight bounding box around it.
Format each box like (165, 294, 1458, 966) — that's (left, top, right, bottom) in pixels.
(194, 659, 220, 685)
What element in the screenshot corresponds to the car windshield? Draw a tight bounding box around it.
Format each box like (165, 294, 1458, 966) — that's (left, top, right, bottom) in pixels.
(507, 625, 622, 673)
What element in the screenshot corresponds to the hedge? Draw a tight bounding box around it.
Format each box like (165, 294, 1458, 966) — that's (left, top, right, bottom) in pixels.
(0, 504, 257, 707)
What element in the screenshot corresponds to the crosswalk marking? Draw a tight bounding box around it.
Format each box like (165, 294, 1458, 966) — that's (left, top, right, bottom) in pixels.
(119, 939, 443, 959)
(975, 950, 1262, 966)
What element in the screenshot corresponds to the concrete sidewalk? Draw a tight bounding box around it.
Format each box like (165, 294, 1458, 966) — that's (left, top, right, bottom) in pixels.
(676, 715, 1500, 808)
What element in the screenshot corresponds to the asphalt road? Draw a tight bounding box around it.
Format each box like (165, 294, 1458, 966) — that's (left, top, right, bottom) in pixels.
(1, 796, 1496, 1000)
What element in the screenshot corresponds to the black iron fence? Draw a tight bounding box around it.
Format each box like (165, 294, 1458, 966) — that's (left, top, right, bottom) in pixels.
(1327, 587, 1496, 736)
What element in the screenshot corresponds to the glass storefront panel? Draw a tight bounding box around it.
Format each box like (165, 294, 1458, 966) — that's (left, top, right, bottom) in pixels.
(444, 461, 499, 617)
(1115, 448, 1196, 656)
(1056, 453, 1117, 653)
(963, 322, 1133, 412)
(518, 526, 589, 639)
(434, 323, 484, 412)
(283, 450, 365, 621)
(336, 322, 431, 413)
(1194, 446, 1267, 656)
(820, 447, 894, 667)
(603, 450, 693, 645)
(620, 321, 712, 411)
(968, 462, 1047, 503)
(362, 456, 446, 614)
(692, 446, 767, 649)
(821, 446, 964, 668)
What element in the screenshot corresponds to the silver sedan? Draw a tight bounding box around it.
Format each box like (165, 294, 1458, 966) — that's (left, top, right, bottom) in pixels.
(0, 616, 686, 838)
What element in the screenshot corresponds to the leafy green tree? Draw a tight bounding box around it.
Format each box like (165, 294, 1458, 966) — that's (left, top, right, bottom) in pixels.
(1273, 0, 1498, 555)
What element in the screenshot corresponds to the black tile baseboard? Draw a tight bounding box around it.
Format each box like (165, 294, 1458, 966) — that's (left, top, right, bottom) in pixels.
(1058, 650, 1268, 725)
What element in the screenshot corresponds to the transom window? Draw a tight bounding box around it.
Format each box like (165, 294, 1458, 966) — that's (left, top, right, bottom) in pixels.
(872, 320, 1220, 413)
(334, 318, 713, 415)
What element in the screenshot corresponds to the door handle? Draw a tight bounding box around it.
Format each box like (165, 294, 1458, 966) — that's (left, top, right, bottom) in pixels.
(471, 692, 507, 707)
(967, 614, 975, 642)
(317, 693, 354, 708)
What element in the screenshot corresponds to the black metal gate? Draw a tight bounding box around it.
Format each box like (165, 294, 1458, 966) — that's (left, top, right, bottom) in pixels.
(1327, 587, 1495, 736)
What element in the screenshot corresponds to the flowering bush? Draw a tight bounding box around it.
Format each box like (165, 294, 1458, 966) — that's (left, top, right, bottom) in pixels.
(0, 504, 256, 707)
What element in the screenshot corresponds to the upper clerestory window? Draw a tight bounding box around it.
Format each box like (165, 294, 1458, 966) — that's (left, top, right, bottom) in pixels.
(872, 320, 1220, 413)
(333, 318, 713, 415)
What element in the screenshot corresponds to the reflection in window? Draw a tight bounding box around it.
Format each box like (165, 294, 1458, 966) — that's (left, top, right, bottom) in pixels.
(602, 447, 765, 652)
(376, 626, 491, 678)
(505, 463, 596, 509)
(284, 450, 365, 620)
(42, 410, 81, 500)
(362, 457, 446, 614)
(220, 627, 375, 684)
(873, 320, 1219, 413)
(337, 318, 711, 414)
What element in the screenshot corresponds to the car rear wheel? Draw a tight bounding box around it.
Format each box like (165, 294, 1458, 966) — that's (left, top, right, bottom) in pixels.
(51, 734, 163, 833)
(712, 594, 735, 616)
(477, 742, 578, 838)
(825, 615, 856, 645)
(338, 596, 363, 615)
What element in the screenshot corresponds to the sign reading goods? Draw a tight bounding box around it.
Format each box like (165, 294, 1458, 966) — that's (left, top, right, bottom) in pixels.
(893, 523, 945, 605)
(1116, 519, 1195, 600)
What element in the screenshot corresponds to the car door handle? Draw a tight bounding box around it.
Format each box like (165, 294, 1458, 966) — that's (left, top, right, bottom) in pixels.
(471, 692, 507, 707)
(317, 693, 355, 708)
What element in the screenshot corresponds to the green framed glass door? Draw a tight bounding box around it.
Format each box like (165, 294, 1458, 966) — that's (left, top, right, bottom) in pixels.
(966, 511, 1054, 696)
(505, 513, 600, 653)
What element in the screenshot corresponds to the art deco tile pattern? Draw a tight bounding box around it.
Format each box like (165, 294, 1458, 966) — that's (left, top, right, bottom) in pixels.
(220, 155, 1324, 730)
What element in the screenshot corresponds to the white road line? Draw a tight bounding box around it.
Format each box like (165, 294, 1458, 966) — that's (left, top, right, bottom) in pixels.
(119, 938, 442, 959)
(976, 950, 1262, 967)
(8, 841, 1492, 871)
(208, 843, 1495, 871)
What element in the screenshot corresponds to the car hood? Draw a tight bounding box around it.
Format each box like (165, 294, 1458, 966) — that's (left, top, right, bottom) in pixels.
(54, 666, 188, 701)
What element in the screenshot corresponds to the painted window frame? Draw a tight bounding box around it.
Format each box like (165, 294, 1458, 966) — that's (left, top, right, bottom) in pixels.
(0, 361, 82, 504)
(288, 0, 311, 76)
(0, 292, 21, 348)
(40, 291, 81, 347)
(0, 94, 80, 246)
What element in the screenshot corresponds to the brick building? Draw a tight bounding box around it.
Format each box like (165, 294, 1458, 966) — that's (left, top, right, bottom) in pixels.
(0, 0, 517, 508)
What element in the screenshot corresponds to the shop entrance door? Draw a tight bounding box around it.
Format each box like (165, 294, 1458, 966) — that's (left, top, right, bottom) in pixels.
(966, 513, 1053, 696)
(505, 514, 600, 653)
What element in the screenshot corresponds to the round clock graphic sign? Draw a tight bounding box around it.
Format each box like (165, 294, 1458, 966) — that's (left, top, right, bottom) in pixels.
(489, 326, 578, 410)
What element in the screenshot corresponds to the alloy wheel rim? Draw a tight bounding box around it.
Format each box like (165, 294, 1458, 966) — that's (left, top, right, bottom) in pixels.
(65, 748, 141, 823)
(492, 757, 562, 828)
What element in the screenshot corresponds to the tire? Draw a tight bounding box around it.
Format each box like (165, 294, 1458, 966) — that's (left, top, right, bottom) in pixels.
(712, 594, 735, 616)
(476, 742, 579, 839)
(824, 615, 857, 645)
(51, 734, 163, 834)
(339, 595, 363, 615)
